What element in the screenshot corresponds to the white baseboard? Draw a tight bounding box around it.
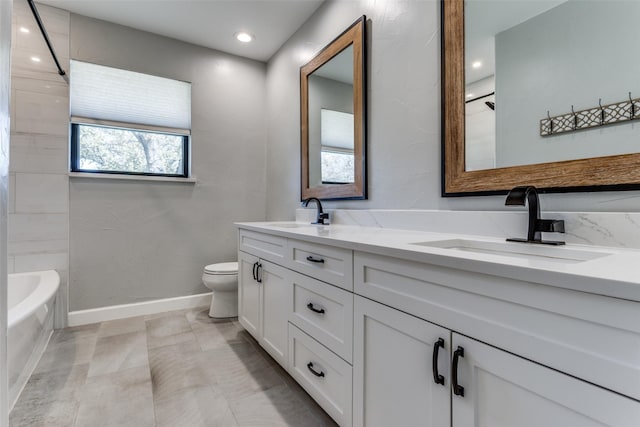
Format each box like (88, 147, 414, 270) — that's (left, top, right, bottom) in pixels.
(67, 292, 212, 327)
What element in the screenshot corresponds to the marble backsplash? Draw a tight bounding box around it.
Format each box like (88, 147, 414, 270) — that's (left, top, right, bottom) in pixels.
(296, 208, 640, 250)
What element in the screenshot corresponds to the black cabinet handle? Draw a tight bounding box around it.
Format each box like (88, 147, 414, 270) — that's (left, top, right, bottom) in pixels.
(306, 255, 325, 264)
(252, 262, 258, 281)
(432, 338, 445, 385)
(256, 263, 262, 283)
(452, 346, 465, 397)
(306, 303, 326, 315)
(307, 362, 325, 378)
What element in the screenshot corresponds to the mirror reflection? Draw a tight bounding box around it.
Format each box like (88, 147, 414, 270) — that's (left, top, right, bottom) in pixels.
(308, 46, 354, 186)
(464, 0, 640, 172)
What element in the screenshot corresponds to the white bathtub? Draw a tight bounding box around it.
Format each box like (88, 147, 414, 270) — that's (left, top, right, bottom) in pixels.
(7, 270, 59, 410)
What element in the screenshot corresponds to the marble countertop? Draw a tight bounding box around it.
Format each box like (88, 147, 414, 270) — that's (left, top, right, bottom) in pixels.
(236, 221, 640, 303)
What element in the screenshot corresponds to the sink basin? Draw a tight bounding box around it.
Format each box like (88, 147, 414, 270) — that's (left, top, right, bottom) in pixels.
(412, 239, 610, 263)
(268, 222, 321, 229)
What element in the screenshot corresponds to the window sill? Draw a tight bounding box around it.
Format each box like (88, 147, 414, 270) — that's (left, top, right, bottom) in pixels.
(68, 172, 197, 183)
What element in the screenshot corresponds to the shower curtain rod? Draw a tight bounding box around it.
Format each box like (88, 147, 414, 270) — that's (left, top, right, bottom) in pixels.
(27, 0, 68, 83)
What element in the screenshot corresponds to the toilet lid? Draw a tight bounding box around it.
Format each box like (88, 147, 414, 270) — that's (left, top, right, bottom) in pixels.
(204, 262, 238, 275)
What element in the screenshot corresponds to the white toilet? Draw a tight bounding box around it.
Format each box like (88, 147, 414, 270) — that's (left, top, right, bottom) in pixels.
(202, 261, 238, 318)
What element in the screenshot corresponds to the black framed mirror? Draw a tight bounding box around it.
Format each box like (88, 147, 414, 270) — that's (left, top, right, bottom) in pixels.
(442, 0, 640, 196)
(301, 16, 367, 200)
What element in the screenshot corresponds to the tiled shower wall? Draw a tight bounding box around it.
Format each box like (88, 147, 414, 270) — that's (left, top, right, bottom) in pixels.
(9, 2, 70, 327)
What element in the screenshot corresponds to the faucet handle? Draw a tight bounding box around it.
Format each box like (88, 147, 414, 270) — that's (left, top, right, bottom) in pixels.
(536, 219, 565, 233)
(315, 212, 329, 225)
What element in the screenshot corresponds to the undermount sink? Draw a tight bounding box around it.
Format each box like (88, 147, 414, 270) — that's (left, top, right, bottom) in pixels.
(412, 239, 611, 263)
(268, 222, 320, 229)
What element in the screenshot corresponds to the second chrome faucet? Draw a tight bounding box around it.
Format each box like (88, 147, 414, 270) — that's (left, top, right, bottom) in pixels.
(505, 186, 565, 245)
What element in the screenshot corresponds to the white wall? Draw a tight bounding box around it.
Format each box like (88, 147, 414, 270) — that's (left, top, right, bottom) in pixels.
(495, 1, 640, 167)
(465, 76, 495, 171)
(0, 0, 11, 423)
(68, 15, 267, 310)
(9, 2, 69, 327)
(266, 0, 442, 217)
(265, 0, 640, 217)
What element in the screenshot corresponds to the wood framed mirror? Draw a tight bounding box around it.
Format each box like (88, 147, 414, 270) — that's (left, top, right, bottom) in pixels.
(442, 0, 640, 196)
(301, 16, 366, 200)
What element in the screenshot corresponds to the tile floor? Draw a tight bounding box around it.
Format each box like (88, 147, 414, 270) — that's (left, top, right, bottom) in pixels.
(10, 307, 337, 427)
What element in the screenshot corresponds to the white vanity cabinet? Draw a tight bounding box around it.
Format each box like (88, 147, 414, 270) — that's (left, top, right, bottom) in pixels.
(238, 229, 354, 426)
(237, 225, 640, 427)
(353, 251, 640, 427)
(238, 251, 291, 368)
(353, 295, 640, 427)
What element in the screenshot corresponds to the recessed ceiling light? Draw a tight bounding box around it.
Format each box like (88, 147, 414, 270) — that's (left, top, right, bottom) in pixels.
(235, 32, 253, 43)
(472, 61, 482, 69)
(30, 56, 41, 63)
(466, 93, 474, 98)
(19, 27, 30, 33)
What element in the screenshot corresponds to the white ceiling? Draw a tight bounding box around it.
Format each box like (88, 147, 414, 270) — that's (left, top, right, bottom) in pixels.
(37, 0, 325, 62)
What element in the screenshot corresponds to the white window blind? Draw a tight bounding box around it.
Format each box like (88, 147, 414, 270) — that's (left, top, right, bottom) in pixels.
(321, 109, 354, 151)
(70, 60, 191, 130)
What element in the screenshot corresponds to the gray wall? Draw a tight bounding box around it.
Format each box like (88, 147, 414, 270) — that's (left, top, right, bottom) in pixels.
(265, 0, 640, 217)
(69, 15, 267, 310)
(1, 0, 11, 421)
(495, 1, 640, 167)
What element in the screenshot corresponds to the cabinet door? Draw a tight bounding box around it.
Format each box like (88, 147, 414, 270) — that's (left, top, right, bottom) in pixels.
(238, 251, 260, 339)
(452, 333, 640, 427)
(260, 260, 291, 368)
(353, 296, 451, 427)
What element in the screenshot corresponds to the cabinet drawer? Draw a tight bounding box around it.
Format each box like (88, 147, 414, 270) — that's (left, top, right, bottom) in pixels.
(238, 229, 287, 264)
(288, 239, 353, 291)
(288, 323, 352, 427)
(290, 270, 353, 363)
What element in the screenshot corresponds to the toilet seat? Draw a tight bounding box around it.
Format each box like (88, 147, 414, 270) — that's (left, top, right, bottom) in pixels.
(204, 262, 238, 275)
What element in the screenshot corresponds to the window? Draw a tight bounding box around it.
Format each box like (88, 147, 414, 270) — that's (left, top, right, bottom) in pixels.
(69, 60, 191, 178)
(321, 149, 355, 183)
(71, 124, 188, 176)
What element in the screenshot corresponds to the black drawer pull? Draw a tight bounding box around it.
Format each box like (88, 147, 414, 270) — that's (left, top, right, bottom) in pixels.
(452, 346, 465, 397)
(307, 362, 325, 378)
(306, 255, 325, 264)
(306, 303, 326, 315)
(252, 262, 258, 281)
(256, 263, 263, 283)
(432, 338, 445, 385)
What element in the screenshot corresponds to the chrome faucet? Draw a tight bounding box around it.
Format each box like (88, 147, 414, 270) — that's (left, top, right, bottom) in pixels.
(302, 197, 329, 225)
(505, 186, 565, 245)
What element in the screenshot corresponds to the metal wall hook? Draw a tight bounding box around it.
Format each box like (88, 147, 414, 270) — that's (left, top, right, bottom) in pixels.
(571, 105, 578, 129)
(630, 92, 635, 119)
(599, 98, 605, 124)
(547, 110, 553, 133)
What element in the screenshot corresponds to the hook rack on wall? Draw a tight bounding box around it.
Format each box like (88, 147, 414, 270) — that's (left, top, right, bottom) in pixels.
(540, 93, 640, 136)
